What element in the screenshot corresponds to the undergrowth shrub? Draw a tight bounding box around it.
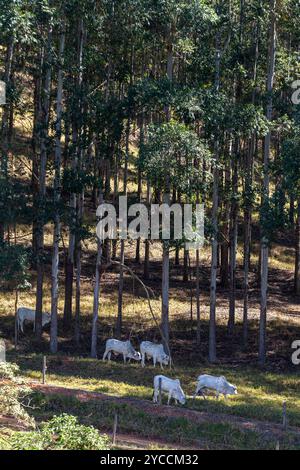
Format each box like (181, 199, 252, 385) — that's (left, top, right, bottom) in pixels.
(11, 414, 111, 450)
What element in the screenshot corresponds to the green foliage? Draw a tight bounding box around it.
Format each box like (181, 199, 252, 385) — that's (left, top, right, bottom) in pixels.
(0, 362, 34, 427)
(0, 242, 30, 290)
(11, 414, 111, 451)
(142, 121, 211, 195)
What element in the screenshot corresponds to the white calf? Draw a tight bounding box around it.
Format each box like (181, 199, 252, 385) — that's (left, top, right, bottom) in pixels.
(194, 375, 238, 400)
(153, 375, 186, 406)
(140, 341, 169, 369)
(103, 339, 141, 364)
(17, 307, 51, 334)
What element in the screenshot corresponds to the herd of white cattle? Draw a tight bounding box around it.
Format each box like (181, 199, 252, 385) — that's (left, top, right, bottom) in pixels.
(16, 308, 238, 406)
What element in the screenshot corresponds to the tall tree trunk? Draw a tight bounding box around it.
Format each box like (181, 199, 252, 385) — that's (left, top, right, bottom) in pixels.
(35, 23, 53, 339)
(209, 30, 221, 363)
(91, 193, 103, 358)
(64, 18, 84, 331)
(144, 181, 151, 280)
(50, 26, 65, 354)
(0, 35, 14, 241)
(116, 112, 131, 336)
(243, 137, 254, 346)
(228, 142, 239, 336)
(259, 0, 276, 365)
(295, 200, 300, 295)
(196, 249, 201, 346)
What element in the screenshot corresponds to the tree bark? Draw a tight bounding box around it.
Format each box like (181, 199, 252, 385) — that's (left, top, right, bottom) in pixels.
(91, 193, 103, 358)
(259, 0, 276, 365)
(295, 200, 300, 295)
(35, 23, 53, 339)
(50, 26, 65, 354)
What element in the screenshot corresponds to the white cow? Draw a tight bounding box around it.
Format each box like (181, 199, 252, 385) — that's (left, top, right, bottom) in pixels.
(17, 307, 51, 334)
(102, 339, 141, 364)
(194, 374, 238, 400)
(140, 341, 169, 369)
(153, 375, 186, 406)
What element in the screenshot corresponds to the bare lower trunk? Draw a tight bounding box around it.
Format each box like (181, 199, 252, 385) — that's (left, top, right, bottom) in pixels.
(116, 240, 125, 337)
(295, 200, 300, 295)
(243, 137, 254, 346)
(91, 194, 103, 358)
(50, 26, 65, 354)
(228, 148, 238, 336)
(209, 31, 221, 363)
(259, 0, 276, 365)
(35, 24, 52, 339)
(196, 250, 201, 346)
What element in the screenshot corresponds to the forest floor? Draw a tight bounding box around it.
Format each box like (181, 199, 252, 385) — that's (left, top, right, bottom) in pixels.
(1, 228, 300, 448)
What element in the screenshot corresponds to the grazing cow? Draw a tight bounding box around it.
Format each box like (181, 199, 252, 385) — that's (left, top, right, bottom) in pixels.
(140, 341, 169, 369)
(193, 375, 238, 400)
(17, 307, 51, 334)
(153, 375, 186, 406)
(102, 339, 141, 364)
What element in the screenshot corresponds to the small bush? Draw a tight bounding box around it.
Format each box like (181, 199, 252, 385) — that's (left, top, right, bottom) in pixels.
(0, 362, 34, 427)
(11, 414, 111, 450)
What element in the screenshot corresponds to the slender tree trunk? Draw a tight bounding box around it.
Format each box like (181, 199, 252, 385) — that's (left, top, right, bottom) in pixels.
(259, 0, 276, 365)
(0, 35, 14, 241)
(196, 249, 201, 346)
(243, 138, 254, 346)
(295, 200, 300, 295)
(220, 157, 230, 288)
(161, 194, 171, 349)
(50, 26, 65, 354)
(228, 143, 239, 336)
(209, 30, 221, 363)
(144, 181, 151, 280)
(91, 193, 103, 358)
(116, 111, 131, 335)
(35, 24, 53, 339)
(64, 18, 84, 331)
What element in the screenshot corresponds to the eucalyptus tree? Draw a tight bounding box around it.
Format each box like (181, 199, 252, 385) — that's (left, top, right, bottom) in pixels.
(259, 0, 277, 365)
(282, 129, 300, 294)
(142, 121, 211, 348)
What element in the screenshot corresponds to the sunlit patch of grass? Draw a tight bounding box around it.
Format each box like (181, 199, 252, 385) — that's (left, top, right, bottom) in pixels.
(28, 392, 300, 450)
(10, 353, 300, 429)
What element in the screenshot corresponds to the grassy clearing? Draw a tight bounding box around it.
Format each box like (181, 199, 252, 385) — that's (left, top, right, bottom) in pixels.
(9, 353, 300, 428)
(26, 392, 299, 450)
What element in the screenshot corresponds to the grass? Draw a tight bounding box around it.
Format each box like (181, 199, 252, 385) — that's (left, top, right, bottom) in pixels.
(8, 353, 300, 428)
(26, 392, 300, 450)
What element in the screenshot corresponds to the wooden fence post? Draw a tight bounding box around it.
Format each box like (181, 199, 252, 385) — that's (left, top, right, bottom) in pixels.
(112, 413, 118, 445)
(42, 356, 47, 384)
(159, 377, 162, 405)
(283, 401, 288, 431)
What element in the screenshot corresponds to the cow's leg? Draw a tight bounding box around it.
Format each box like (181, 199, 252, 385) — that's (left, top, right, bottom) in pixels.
(108, 352, 112, 361)
(141, 353, 145, 367)
(153, 388, 158, 403)
(153, 356, 157, 368)
(123, 354, 127, 364)
(102, 349, 109, 361)
(167, 392, 172, 406)
(160, 360, 164, 371)
(193, 384, 201, 400)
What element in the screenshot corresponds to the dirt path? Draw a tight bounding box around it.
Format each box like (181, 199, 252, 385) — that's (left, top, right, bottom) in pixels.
(31, 382, 300, 441)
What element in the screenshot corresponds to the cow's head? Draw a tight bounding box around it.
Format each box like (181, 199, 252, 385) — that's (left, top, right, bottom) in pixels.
(161, 354, 170, 366)
(174, 380, 186, 405)
(128, 350, 142, 361)
(227, 384, 238, 396)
